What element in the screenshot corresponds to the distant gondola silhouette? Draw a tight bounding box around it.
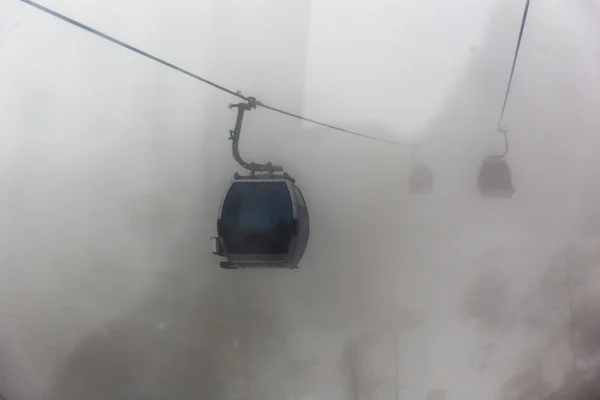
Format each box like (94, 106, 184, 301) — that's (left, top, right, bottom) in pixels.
(478, 156, 515, 198)
(477, 0, 531, 198)
(478, 125, 515, 198)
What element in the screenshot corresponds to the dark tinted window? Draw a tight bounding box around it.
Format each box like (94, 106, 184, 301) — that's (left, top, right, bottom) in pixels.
(480, 161, 512, 188)
(221, 181, 294, 255)
(223, 181, 293, 228)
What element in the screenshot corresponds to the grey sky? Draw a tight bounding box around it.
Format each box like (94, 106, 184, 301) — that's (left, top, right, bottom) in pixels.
(2, 0, 600, 399)
(304, 0, 500, 134)
(3, 0, 510, 137)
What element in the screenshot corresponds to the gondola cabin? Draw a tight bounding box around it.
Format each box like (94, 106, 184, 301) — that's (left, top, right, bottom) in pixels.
(211, 176, 309, 269)
(478, 157, 515, 198)
(409, 163, 434, 194)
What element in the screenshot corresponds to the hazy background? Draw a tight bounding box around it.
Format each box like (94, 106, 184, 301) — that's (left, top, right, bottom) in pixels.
(1, 0, 600, 399)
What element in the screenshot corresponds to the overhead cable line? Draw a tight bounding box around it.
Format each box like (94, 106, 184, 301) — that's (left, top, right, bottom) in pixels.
(19, 0, 246, 100)
(256, 101, 411, 145)
(495, 0, 531, 157)
(20, 0, 415, 147)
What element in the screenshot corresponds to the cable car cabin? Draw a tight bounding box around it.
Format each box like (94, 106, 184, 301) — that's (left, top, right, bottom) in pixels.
(409, 163, 434, 194)
(478, 157, 515, 198)
(211, 177, 309, 269)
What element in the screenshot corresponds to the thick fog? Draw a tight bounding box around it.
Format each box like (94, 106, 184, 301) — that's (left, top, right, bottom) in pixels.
(1, 0, 600, 399)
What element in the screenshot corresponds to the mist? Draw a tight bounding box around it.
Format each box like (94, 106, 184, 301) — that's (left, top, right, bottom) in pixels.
(1, 0, 600, 399)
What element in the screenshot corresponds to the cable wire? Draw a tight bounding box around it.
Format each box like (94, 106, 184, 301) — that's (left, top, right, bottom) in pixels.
(257, 101, 413, 146)
(20, 0, 414, 147)
(495, 0, 531, 157)
(20, 0, 247, 100)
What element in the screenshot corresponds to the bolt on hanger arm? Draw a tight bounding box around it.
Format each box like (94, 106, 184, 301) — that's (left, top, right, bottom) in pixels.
(228, 97, 284, 175)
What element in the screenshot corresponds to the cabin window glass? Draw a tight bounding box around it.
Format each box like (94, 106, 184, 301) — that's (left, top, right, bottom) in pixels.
(221, 181, 293, 254)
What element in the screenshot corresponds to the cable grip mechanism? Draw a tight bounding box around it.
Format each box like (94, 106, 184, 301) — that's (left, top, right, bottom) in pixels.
(228, 96, 283, 176)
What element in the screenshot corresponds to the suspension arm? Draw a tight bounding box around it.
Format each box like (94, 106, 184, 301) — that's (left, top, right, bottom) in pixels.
(228, 98, 283, 174)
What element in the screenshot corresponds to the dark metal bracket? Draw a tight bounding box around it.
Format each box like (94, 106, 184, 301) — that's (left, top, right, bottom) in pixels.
(228, 97, 284, 176)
